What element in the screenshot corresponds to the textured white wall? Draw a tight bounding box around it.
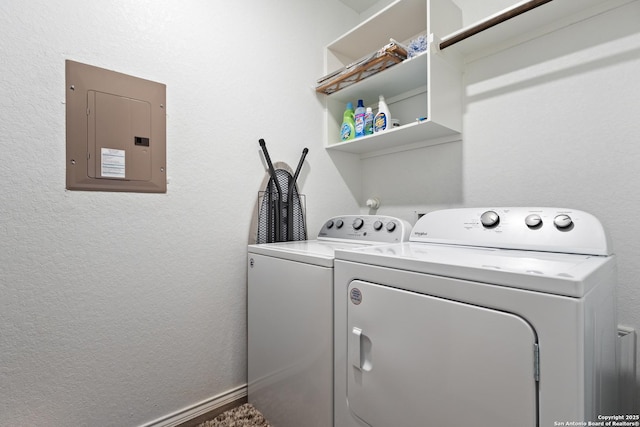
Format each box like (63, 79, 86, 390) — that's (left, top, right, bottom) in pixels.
(3, 0, 639, 424)
(363, 1, 640, 410)
(0, 1, 359, 426)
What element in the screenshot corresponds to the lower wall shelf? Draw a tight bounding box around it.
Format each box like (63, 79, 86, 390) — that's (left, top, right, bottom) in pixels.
(325, 119, 460, 155)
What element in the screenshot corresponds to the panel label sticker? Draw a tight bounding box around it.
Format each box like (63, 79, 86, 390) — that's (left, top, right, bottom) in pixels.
(101, 148, 125, 178)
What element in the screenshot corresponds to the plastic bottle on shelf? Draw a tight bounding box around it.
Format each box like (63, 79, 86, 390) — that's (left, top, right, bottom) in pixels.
(340, 102, 355, 141)
(354, 99, 366, 138)
(373, 95, 391, 133)
(364, 107, 374, 136)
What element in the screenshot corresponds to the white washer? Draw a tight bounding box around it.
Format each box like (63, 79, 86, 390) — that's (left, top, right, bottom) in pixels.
(248, 215, 411, 427)
(334, 208, 618, 427)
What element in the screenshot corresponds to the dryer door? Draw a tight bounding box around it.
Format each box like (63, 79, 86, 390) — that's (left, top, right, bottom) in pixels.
(347, 280, 538, 427)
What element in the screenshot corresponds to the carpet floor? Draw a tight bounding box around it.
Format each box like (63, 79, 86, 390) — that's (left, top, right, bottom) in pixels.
(196, 403, 271, 427)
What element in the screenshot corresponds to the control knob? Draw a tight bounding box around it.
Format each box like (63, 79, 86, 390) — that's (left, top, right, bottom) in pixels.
(326, 220, 334, 229)
(480, 210, 500, 228)
(373, 220, 383, 231)
(554, 214, 573, 229)
(525, 214, 542, 228)
(336, 219, 344, 229)
(352, 218, 364, 230)
(386, 221, 397, 232)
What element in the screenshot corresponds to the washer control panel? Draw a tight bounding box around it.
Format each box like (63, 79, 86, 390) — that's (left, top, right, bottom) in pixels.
(318, 215, 411, 243)
(411, 207, 611, 255)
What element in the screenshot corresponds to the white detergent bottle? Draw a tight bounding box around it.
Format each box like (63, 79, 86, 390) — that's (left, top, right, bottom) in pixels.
(373, 95, 390, 133)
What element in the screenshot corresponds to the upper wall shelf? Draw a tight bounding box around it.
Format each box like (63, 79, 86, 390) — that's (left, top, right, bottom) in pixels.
(321, 0, 463, 156)
(325, 52, 427, 105)
(329, 0, 427, 63)
(440, 0, 634, 59)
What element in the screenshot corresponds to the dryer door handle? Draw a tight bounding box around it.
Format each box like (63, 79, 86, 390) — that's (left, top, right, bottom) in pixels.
(351, 327, 362, 370)
(351, 327, 373, 371)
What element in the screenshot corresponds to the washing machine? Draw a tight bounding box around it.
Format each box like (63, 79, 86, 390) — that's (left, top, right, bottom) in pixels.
(247, 215, 411, 427)
(334, 208, 619, 427)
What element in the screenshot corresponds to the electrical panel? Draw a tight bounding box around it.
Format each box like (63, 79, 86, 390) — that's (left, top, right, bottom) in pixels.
(66, 60, 166, 192)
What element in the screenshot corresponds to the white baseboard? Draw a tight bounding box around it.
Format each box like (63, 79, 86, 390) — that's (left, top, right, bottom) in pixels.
(138, 384, 248, 427)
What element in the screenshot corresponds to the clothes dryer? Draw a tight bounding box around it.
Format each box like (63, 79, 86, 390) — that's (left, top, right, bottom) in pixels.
(248, 215, 411, 427)
(334, 208, 618, 427)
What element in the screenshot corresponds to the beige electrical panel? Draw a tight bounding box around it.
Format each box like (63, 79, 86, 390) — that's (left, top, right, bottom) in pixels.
(66, 60, 166, 192)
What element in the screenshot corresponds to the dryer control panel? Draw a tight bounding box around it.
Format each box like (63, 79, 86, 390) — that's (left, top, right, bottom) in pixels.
(318, 215, 411, 244)
(410, 207, 612, 256)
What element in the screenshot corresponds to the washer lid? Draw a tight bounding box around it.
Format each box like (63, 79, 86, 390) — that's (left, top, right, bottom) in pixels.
(335, 242, 615, 297)
(248, 240, 370, 267)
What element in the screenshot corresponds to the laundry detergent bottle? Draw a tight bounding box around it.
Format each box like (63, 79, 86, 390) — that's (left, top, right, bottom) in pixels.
(364, 107, 374, 136)
(354, 99, 366, 138)
(340, 102, 355, 141)
(373, 95, 390, 133)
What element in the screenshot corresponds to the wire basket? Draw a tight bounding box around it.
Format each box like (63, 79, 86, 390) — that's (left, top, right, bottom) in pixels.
(256, 173, 307, 244)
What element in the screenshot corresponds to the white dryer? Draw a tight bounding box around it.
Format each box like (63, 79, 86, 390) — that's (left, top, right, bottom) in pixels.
(247, 215, 411, 427)
(334, 208, 618, 427)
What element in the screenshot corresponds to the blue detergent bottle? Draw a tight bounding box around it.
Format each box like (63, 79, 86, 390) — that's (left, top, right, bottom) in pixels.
(354, 99, 366, 138)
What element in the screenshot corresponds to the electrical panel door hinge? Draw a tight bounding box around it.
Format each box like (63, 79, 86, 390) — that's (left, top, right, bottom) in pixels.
(533, 343, 540, 382)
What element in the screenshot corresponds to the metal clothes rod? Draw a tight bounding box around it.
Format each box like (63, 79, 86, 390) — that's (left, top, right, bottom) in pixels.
(439, 0, 554, 50)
